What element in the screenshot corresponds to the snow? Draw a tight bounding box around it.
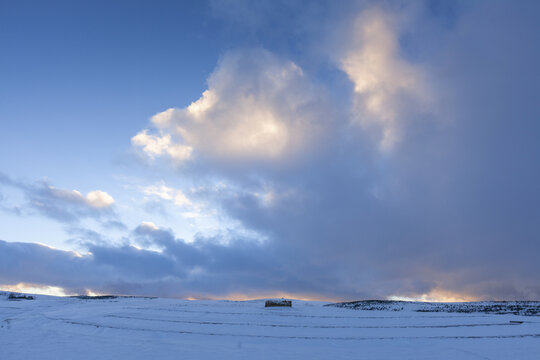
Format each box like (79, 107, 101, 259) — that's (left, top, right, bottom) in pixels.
(1, 292, 539, 359)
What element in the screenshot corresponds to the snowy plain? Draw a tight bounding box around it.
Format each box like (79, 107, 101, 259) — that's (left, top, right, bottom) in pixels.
(1, 292, 539, 359)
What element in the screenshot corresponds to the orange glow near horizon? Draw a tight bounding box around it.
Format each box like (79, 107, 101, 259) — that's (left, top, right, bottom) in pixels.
(1, 283, 481, 303)
(186, 292, 342, 302)
(387, 288, 480, 303)
(0, 283, 74, 297)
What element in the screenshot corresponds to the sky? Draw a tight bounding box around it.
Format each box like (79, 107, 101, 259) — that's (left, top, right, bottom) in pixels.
(1, 0, 539, 301)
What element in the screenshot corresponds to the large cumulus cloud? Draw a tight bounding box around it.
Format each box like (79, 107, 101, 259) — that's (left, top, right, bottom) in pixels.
(132, 48, 332, 166)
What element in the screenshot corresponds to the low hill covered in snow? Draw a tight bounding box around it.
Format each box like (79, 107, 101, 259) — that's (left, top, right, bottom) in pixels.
(1, 292, 539, 359)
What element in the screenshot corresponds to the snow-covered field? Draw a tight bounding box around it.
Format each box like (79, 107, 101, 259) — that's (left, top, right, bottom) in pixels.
(1, 292, 539, 359)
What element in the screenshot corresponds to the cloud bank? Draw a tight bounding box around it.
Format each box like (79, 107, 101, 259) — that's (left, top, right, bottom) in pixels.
(2, 1, 540, 301)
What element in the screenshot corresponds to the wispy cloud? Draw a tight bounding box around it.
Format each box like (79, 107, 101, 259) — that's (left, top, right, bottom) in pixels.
(141, 183, 191, 207)
(0, 172, 122, 226)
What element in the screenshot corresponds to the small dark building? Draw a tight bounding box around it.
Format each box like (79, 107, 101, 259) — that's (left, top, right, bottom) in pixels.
(265, 299, 292, 307)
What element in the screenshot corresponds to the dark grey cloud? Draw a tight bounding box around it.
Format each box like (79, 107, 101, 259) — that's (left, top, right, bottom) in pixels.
(187, 0, 540, 300)
(65, 227, 111, 248)
(101, 220, 128, 231)
(0, 229, 319, 299)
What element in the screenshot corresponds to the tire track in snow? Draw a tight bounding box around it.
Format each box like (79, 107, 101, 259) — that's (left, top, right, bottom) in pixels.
(106, 314, 521, 329)
(123, 307, 492, 320)
(43, 316, 540, 341)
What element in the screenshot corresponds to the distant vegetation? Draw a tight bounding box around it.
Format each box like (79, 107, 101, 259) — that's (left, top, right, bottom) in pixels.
(326, 300, 540, 316)
(7, 293, 34, 300)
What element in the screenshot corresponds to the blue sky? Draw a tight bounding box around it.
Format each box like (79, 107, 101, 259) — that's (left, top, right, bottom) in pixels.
(1, 0, 539, 301)
(1, 1, 216, 178)
(1, 0, 222, 244)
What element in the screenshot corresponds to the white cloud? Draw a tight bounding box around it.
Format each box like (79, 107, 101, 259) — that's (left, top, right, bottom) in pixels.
(133, 48, 330, 164)
(131, 130, 193, 163)
(180, 211, 200, 219)
(185, 90, 218, 119)
(86, 190, 115, 208)
(47, 186, 114, 208)
(339, 8, 429, 150)
(131, 130, 171, 157)
(252, 186, 296, 209)
(139, 221, 159, 231)
(141, 183, 191, 207)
